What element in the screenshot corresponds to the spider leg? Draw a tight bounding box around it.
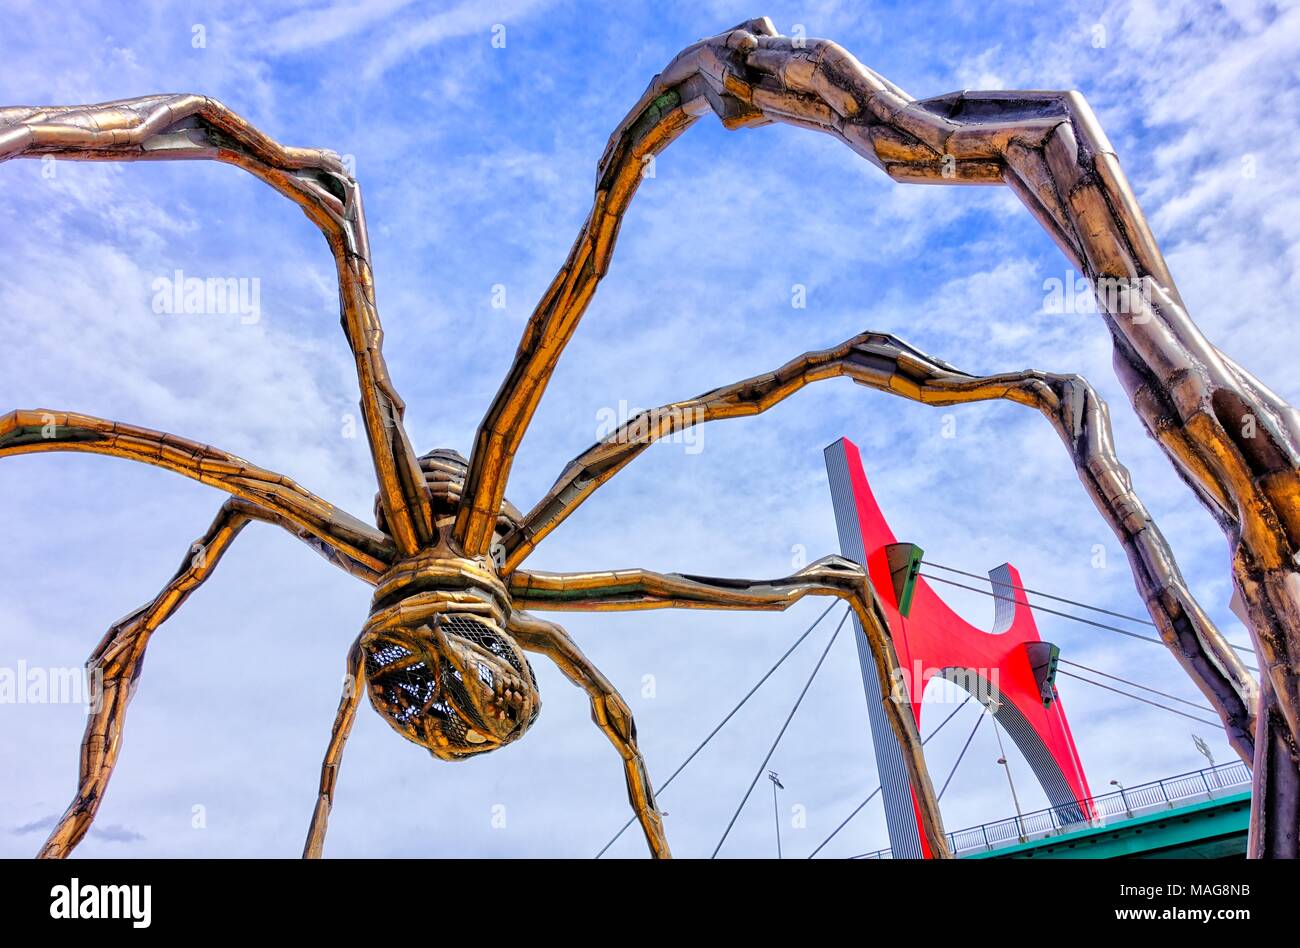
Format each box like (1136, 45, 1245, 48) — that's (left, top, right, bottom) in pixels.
(0, 96, 432, 554)
(37, 497, 375, 858)
(451, 25, 771, 555)
(459, 16, 1206, 559)
(303, 636, 364, 859)
(507, 610, 670, 859)
(0, 408, 396, 575)
(500, 331, 1257, 766)
(617, 22, 1287, 752)
(509, 555, 950, 858)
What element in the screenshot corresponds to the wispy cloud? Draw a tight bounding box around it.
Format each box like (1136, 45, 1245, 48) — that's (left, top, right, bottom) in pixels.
(360, 0, 554, 81)
(12, 815, 143, 844)
(256, 0, 420, 55)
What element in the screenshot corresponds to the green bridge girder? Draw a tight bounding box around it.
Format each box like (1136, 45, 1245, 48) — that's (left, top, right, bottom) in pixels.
(965, 791, 1251, 860)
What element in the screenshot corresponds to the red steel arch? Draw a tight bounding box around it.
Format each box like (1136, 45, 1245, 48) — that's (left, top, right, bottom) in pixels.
(826, 437, 1094, 857)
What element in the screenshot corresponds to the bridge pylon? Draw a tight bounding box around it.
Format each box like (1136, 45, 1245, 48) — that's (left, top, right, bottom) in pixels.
(825, 437, 1095, 858)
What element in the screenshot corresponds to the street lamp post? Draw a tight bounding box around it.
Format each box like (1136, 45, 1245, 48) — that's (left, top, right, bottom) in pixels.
(1110, 779, 1133, 819)
(992, 720, 1025, 842)
(1193, 734, 1220, 792)
(768, 771, 784, 859)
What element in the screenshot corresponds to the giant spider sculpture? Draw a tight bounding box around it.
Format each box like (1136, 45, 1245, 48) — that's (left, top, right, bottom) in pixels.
(5, 18, 1298, 858)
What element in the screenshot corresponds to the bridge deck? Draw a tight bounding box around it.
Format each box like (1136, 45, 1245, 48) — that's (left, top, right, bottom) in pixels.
(966, 791, 1251, 859)
(852, 761, 1251, 859)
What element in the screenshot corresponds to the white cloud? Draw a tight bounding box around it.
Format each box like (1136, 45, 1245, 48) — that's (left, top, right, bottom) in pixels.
(360, 0, 553, 81)
(256, 0, 420, 55)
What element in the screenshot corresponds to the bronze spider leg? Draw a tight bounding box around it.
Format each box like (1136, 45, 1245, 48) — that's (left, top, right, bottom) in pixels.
(37, 497, 381, 859)
(0, 409, 396, 575)
(450, 15, 916, 554)
(2, 409, 392, 857)
(451, 29, 733, 555)
(506, 610, 670, 859)
(608, 20, 1296, 834)
(0, 96, 433, 554)
(500, 332, 1258, 765)
(453, 15, 1161, 554)
(509, 556, 949, 858)
(303, 636, 365, 859)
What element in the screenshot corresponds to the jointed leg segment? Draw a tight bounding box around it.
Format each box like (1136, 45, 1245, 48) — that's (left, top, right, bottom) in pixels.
(0, 96, 433, 554)
(303, 637, 365, 859)
(508, 610, 670, 859)
(503, 331, 1257, 767)
(0, 409, 395, 577)
(510, 555, 951, 858)
(37, 497, 372, 858)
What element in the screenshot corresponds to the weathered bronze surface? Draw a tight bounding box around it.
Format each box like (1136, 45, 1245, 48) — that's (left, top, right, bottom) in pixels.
(3, 18, 1297, 858)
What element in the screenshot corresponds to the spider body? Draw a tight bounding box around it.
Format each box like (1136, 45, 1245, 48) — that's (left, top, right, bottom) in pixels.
(361, 548, 540, 761)
(361, 446, 542, 759)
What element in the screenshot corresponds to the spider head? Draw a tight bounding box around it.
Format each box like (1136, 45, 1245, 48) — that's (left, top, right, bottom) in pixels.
(361, 613, 540, 760)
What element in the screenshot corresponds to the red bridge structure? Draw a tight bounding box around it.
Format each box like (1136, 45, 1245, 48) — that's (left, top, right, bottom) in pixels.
(824, 437, 1095, 858)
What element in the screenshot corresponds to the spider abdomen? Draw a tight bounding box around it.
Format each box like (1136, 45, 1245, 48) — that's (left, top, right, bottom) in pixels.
(360, 550, 539, 761)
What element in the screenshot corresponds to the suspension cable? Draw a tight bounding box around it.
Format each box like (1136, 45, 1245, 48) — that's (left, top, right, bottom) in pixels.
(923, 560, 1160, 626)
(593, 600, 838, 858)
(711, 609, 848, 858)
(1058, 658, 1216, 713)
(1056, 668, 1221, 727)
(936, 711, 985, 802)
(806, 695, 974, 859)
(921, 559, 1257, 658)
(918, 571, 1260, 674)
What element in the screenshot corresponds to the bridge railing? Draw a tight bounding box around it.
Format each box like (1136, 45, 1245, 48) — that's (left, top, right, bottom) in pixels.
(851, 760, 1251, 859)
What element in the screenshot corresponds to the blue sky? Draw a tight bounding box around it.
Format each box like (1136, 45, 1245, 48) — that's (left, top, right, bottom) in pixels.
(1, 0, 1297, 858)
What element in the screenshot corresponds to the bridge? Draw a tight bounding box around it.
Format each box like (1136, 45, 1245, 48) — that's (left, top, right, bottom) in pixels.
(854, 761, 1251, 859)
